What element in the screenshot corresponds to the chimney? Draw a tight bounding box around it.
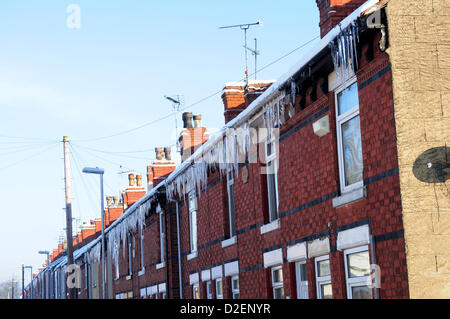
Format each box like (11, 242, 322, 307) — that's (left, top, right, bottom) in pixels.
(147, 146, 177, 189)
(122, 173, 146, 209)
(221, 81, 274, 124)
(105, 195, 124, 227)
(316, 0, 366, 38)
(179, 113, 210, 162)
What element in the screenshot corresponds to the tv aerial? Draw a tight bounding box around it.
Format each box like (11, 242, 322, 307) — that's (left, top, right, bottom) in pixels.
(219, 21, 263, 86)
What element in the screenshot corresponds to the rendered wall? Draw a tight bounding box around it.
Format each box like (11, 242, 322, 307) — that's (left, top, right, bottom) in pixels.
(386, 0, 450, 298)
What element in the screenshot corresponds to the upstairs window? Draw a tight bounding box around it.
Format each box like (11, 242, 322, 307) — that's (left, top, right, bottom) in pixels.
(266, 139, 279, 222)
(189, 192, 198, 253)
(226, 169, 236, 238)
(159, 210, 165, 263)
(335, 80, 363, 193)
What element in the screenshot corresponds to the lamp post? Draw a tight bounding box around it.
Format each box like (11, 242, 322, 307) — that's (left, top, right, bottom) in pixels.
(82, 166, 106, 299)
(38, 250, 50, 267)
(24, 265, 32, 299)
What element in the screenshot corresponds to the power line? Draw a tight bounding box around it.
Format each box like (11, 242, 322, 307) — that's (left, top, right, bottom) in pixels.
(0, 142, 59, 172)
(73, 35, 319, 143)
(71, 143, 159, 161)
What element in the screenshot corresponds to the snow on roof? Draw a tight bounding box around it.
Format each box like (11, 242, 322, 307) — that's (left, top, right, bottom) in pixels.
(39, 0, 380, 276)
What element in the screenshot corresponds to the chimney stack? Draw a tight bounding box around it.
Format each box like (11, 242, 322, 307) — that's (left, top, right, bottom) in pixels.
(147, 146, 176, 189)
(122, 173, 146, 209)
(222, 81, 274, 124)
(179, 113, 209, 162)
(316, 0, 366, 38)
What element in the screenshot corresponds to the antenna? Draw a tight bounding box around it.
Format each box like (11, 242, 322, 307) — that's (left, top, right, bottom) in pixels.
(243, 38, 260, 80)
(164, 95, 184, 153)
(219, 21, 263, 87)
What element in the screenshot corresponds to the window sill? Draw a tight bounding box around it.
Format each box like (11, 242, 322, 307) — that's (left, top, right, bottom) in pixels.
(187, 251, 198, 261)
(156, 262, 166, 270)
(138, 268, 145, 277)
(126, 275, 132, 281)
(332, 187, 366, 208)
(260, 219, 280, 235)
(221, 236, 237, 248)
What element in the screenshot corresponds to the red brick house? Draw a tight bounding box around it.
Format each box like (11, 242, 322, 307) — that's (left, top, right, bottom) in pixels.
(29, 0, 415, 299)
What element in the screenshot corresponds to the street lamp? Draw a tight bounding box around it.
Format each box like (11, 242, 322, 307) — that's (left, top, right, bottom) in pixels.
(23, 265, 32, 299)
(38, 250, 50, 266)
(82, 166, 106, 299)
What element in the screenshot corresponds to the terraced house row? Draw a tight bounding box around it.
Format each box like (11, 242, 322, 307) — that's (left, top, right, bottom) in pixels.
(26, 0, 450, 299)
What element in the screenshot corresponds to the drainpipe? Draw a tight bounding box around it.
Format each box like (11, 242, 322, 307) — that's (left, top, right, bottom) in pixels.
(167, 196, 183, 299)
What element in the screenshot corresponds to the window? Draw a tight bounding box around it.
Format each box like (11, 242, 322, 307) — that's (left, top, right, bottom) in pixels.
(206, 281, 213, 299)
(193, 283, 200, 299)
(226, 169, 236, 238)
(266, 139, 279, 222)
(189, 192, 198, 253)
(335, 80, 363, 193)
(315, 255, 332, 299)
(344, 246, 372, 299)
(216, 279, 223, 299)
(128, 234, 133, 275)
(140, 227, 145, 273)
(93, 259, 97, 287)
(232, 275, 240, 299)
(159, 210, 165, 263)
(295, 261, 308, 299)
(271, 266, 284, 299)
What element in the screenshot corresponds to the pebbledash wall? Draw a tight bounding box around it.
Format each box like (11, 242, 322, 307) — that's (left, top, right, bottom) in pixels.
(27, 0, 449, 300)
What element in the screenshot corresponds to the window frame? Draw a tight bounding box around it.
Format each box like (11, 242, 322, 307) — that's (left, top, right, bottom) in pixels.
(315, 255, 332, 299)
(271, 266, 284, 299)
(128, 234, 133, 276)
(206, 281, 213, 299)
(295, 261, 309, 299)
(334, 77, 364, 194)
(189, 192, 198, 253)
(216, 278, 223, 299)
(192, 283, 200, 299)
(226, 168, 236, 238)
(231, 275, 240, 299)
(159, 210, 165, 263)
(265, 138, 279, 223)
(343, 245, 373, 299)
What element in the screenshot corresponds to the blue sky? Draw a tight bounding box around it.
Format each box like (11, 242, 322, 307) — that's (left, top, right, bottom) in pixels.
(0, 0, 319, 286)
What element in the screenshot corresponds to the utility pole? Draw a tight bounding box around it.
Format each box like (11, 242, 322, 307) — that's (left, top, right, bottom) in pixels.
(63, 136, 75, 299)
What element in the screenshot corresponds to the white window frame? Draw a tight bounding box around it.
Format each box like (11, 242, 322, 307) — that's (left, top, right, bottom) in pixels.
(315, 255, 332, 299)
(216, 278, 223, 299)
(335, 77, 363, 194)
(189, 192, 198, 253)
(206, 281, 213, 299)
(192, 283, 200, 299)
(271, 266, 284, 299)
(159, 210, 165, 263)
(231, 275, 240, 299)
(140, 226, 145, 274)
(226, 169, 236, 237)
(128, 234, 133, 276)
(265, 138, 279, 223)
(295, 261, 309, 299)
(344, 245, 373, 299)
